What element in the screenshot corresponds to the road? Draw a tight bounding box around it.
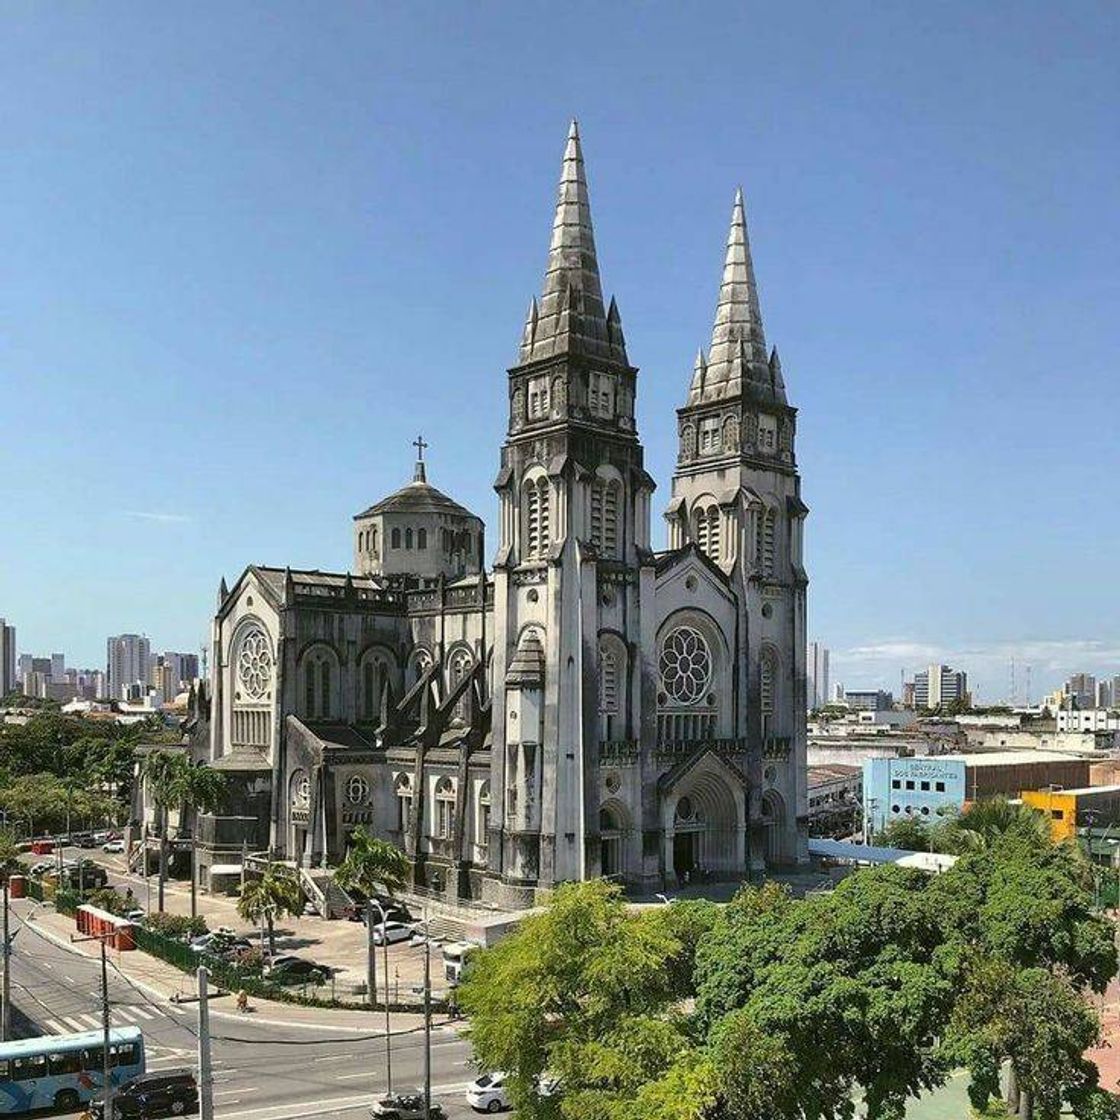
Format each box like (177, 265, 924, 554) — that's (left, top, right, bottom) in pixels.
(7, 905, 482, 1120)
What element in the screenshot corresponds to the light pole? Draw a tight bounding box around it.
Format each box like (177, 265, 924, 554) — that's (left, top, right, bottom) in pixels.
(71, 928, 116, 1120)
(421, 907, 431, 1120)
(368, 900, 393, 1094)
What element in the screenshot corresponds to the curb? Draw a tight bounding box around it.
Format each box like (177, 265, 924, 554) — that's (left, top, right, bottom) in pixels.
(14, 906, 461, 1036)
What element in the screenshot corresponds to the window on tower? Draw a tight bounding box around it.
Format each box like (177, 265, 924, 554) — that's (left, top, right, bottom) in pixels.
(391, 527, 401, 549)
(417, 528, 427, 550)
(693, 503, 721, 563)
(523, 475, 551, 560)
(589, 477, 621, 557)
(699, 417, 721, 456)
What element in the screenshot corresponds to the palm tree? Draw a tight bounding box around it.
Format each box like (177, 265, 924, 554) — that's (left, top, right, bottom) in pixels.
(141, 751, 226, 913)
(938, 797, 1052, 854)
(237, 866, 304, 955)
(334, 826, 409, 901)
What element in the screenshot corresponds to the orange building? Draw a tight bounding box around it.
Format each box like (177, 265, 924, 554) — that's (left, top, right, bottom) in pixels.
(1021, 785, 1120, 843)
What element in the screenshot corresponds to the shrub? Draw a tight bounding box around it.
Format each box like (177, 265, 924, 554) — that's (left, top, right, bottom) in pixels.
(144, 912, 209, 940)
(86, 887, 129, 915)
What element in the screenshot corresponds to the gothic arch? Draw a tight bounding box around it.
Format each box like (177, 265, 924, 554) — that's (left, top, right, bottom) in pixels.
(761, 788, 790, 865)
(760, 643, 782, 734)
(297, 641, 342, 721)
(407, 646, 435, 690)
(689, 494, 722, 563)
(598, 796, 633, 880)
(597, 631, 628, 741)
(520, 467, 552, 561)
(656, 608, 733, 742)
(660, 752, 746, 879)
(589, 465, 624, 559)
(358, 644, 399, 722)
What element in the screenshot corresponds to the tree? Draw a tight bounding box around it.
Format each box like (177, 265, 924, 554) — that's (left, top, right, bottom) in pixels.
(458, 880, 687, 1119)
(333, 825, 409, 901)
(937, 797, 1052, 855)
(873, 815, 933, 852)
(0, 831, 21, 881)
(141, 750, 226, 913)
(236, 866, 304, 956)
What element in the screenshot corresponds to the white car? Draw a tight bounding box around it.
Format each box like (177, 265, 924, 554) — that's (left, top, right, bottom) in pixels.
(102, 839, 125, 853)
(466, 1072, 510, 1113)
(371, 920, 414, 946)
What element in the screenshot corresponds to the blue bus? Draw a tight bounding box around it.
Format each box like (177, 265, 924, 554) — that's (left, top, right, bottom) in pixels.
(0, 1026, 145, 1113)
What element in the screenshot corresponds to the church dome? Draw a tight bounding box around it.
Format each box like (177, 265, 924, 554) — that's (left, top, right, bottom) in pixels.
(354, 470, 477, 521)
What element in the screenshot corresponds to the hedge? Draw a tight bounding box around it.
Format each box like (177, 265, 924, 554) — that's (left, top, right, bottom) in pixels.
(130, 924, 444, 1012)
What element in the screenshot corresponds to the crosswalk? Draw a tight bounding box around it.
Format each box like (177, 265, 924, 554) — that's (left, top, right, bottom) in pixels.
(41, 1005, 158, 1034)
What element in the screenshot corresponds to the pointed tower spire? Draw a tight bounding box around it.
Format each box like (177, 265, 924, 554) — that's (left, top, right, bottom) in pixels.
(703, 187, 768, 398)
(518, 121, 627, 365)
(687, 348, 708, 404)
(769, 345, 788, 404)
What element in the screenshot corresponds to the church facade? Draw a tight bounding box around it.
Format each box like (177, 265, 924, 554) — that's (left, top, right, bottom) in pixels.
(197, 123, 809, 909)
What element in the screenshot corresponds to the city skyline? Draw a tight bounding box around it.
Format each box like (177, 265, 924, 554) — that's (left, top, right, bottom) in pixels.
(3, 4, 1117, 701)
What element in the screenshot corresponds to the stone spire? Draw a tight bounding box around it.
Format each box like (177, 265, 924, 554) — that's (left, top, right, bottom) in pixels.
(518, 121, 628, 366)
(700, 187, 770, 400)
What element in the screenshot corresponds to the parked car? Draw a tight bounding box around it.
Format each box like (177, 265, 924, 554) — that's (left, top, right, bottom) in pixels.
(75, 833, 96, 848)
(371, 921, 414, 946)
(466, 1072, 510, 1113)
(103, 839, 125, 853)
(28, 861, 53, 876)
(263, 955, 329, 984)
(91, 1069, 199, 1118)
(369, 1090, 445, 1119)
(189, 931, 250, 956)
(92, 830, 111, 843)
(125, 909, 146, 924)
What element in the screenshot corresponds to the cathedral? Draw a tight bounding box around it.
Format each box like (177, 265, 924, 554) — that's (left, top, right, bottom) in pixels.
(193, 122, 809, 910)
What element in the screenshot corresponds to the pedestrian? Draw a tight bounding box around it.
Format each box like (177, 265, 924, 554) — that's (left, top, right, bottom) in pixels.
(236, 989, 249, 1013)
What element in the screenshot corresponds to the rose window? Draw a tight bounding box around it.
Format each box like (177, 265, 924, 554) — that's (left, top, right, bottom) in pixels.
(237, 628, 273, 700)
(659, 627, 712, 706)
(347, 775, 370, 804)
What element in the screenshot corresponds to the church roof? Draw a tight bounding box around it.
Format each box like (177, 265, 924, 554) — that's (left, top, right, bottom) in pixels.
(354, 461, 479, 521)
(517, 121, 629, 367)
(686, 188, 788, 408)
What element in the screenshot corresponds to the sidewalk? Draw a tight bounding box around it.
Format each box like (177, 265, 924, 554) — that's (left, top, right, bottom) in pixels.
(93, 852, 443, 1000)
(11, 896, 457, 1035)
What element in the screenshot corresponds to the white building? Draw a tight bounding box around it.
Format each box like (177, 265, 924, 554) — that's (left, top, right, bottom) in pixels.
(808, 641, 830, 710)
(1058, 709, 1120, 733)
(106, 634, 151, 701)
(913, 664, 968, 710)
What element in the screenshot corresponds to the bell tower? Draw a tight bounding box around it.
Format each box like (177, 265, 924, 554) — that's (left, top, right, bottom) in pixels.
(666, 188, 809, 868)
(485, 122, 658, 906)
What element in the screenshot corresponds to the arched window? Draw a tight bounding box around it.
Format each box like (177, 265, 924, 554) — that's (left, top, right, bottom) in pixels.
(395, 773, 413, 833)
(361, 656, 391, 721)
(448, 648, 473, 721)
(302, 649, 336, 720)
(758, 508, 777, 575)
(434, 776, 456, 840)
(694, 505, 721, 562)
(391, 527, 401, 549)
(590, 478, 621, 558)
(417, 528, 427, 550)
(408, 649, 433, 689)
(523, 476, 551, 560)
(477, 781, 491, 858)
(346, 774, 370, 805)
(657, 625, 717, 743)
(598, 637, 623, 740)
(761, 649, 777, 720)
(405, 527, 413, 550)
(370, 527, 378, 556)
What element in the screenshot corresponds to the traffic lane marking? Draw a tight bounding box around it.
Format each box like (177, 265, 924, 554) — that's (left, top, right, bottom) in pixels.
(216, 1083, 472, 1120)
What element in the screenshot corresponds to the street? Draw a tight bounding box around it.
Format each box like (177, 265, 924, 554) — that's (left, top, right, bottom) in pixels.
(6, 901, 483, 1120)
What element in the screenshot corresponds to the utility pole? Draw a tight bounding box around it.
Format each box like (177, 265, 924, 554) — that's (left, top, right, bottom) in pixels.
(422, 908, 431, 1120)
(1, 877, 10, 1042)
(197, 967, 214, 1120)
(190, 833, 197, 920)
(73, 929, 116, 1120)
(366, 901, 378, 1010)
(369, 900, 393, 1093)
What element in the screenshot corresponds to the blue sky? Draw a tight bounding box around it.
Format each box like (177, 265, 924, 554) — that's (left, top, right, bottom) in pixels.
(2, 2, 1117, 701)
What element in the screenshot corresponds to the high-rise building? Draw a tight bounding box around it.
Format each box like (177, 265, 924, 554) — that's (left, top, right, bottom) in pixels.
(808, 641, 830, 710)
(106, 634, 151, 701)
(51, 653, 65, 682)
(913, 664, 968, 710)
(1097, 680, 1113, 710)
(1064, 673, 1097, 711)
(844, 689, 893, 711)
(0, 618, 15, 698)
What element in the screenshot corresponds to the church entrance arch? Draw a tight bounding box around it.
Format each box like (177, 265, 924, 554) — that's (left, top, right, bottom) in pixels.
(599, 803, 627, 880)
(660, 752, 745, 886)
(761, 789, 789, 865)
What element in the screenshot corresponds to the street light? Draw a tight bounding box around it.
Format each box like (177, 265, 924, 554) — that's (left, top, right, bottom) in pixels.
(367, 900, 394, 1094)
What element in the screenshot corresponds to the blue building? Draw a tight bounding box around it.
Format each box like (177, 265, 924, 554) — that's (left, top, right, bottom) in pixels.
(863, 756, 967, 835)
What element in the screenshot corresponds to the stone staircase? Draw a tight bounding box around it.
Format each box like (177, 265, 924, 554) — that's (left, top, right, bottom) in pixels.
(422, 913, 468, 942)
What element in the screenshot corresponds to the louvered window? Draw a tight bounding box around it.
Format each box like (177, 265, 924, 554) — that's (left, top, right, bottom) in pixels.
(524, 478, 550, 560)
(760, 509, 777, 575)
(761, 653, 775, 715)
(694, 505, 721, 562)
(599, 648, 619, 715)
(590, 479, 620, 557)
